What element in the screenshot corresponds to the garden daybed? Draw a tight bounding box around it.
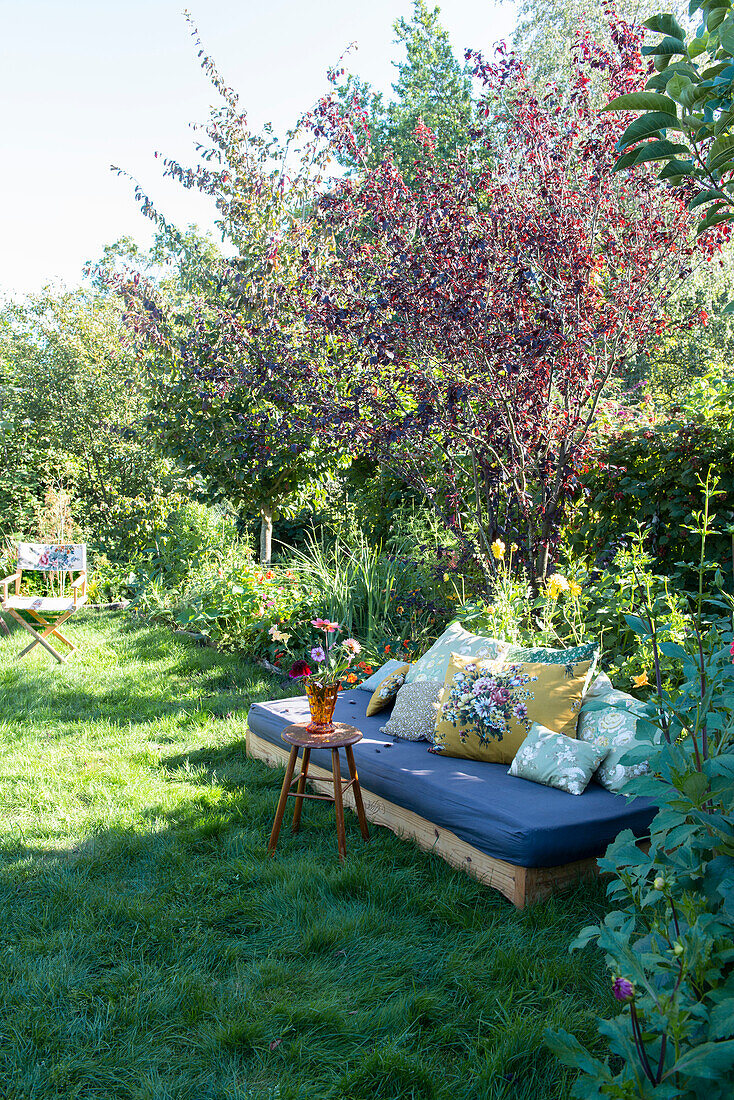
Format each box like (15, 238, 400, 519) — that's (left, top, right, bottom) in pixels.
(247, 690, 655, 908)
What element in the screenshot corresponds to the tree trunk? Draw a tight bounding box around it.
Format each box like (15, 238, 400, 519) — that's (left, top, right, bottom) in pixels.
(259, 503, 273, 564)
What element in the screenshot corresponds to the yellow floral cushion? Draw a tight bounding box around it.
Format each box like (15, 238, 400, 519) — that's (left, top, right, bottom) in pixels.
(432, 653, 592, 764)
(365, 663, 410, 717)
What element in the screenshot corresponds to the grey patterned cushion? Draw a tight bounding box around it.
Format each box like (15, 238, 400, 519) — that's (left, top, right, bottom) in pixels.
(379, 680, 444, 741)
(406, 623, 506, 685)
(577, 689, 650, 793)
(509, 722, 609, 796)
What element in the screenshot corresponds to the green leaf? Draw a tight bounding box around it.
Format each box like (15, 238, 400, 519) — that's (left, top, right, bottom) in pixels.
(665, 73, 693, 102)
(614, 149, 643, 171)
(658, 641, 691, 659)
(688, 34, 710, 59)
(665, 1040, 734, 1080)
(707, 133, 734, 169)
(623, 613, 649, 637)
(644, 14, 686, 39)
(544, 1029, 608, 1077)
(710, 1000, 734, 1040)
(708, 6, 729, 32)
(658, 157, 695, 179)
(631, 140, 685, 164)
(618, 111, 684, 150)
(697, 204, 734, 232)
(643, 35, 687, 57)
(682, 771, 710, 801)
(604, 92, 679, 114)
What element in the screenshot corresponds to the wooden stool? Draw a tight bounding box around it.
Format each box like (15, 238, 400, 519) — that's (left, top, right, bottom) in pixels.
(267, 723, 370, 861)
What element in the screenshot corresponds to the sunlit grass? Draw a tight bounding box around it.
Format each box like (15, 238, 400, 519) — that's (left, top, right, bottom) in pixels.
(0, 611, 610, 1099)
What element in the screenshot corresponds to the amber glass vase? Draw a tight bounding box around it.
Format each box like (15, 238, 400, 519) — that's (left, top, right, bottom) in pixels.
(304, 680, 340, 735)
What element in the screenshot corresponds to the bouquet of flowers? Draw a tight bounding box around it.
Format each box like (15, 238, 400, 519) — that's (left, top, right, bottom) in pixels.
(289, 619, 362, 687)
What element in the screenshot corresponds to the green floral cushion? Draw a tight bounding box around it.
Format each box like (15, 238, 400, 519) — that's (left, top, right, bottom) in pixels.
(585, 671, 614, 698)
(358, 658, 409, 692)
(505, 641, 598, 665)
(505, 641, 599, 696)
(509, 722, 609, 796)
(406, 622, 507, 685)
(577, 690, 649, 794)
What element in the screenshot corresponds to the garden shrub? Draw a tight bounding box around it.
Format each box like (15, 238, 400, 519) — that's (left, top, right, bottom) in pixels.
(547, 512, 734, 1098)
(573, 372, 734, 584)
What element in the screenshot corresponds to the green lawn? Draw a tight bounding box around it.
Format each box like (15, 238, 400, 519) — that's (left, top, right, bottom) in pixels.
(0, 612, 611, 1100)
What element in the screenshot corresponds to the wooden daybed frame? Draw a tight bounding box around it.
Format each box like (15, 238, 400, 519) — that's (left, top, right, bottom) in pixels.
(247, 728, 601, 909)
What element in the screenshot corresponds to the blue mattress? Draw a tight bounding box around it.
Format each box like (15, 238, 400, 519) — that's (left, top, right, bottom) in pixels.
(247, 692, 656, 869)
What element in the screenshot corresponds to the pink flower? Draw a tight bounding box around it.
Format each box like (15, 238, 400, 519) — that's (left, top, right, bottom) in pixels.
(343, 638, 361, 656)
(311, 618, 339, 633)
(311, 646, 326, 663)
(730, 640, 734, 663)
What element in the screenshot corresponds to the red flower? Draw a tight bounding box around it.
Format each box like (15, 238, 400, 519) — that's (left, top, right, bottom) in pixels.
(288, 659, 312, 679)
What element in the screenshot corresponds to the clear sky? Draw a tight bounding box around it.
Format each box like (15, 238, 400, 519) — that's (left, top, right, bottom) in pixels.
(0, 0, 517, 296)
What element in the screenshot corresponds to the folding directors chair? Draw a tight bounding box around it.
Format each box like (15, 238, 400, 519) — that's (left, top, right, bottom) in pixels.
(0, 543, 88, 664)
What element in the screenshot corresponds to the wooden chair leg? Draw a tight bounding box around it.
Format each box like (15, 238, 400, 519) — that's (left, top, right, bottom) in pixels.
(268, 746, 299, 856)
(332, 748, 346, 862)
(6, 609, 67, 664)
(345, 745, 370, 842)
(27, 611, 76, 651)
(291, 747, 311, 833)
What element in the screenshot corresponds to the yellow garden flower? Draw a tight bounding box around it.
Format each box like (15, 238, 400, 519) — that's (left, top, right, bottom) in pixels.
(631, 671, 649, 688)
(491, 539, 506, 561)
(568, 579, 582, 598)
(547, 573, 570, 597)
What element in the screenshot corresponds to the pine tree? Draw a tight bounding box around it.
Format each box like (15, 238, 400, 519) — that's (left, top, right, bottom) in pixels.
(338, 1, 474, 177)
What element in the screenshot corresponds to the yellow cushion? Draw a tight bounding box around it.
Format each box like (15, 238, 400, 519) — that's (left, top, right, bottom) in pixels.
(433, 653, 591, 764)
(365, 664, 410, 717)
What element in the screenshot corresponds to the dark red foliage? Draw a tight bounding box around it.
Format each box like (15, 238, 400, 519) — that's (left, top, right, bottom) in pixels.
(279, 14, 724, 585)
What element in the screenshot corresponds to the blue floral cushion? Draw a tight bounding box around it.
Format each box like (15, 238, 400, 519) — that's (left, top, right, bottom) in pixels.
(577, 690, 650, 793)
(509, 723, 609, 796)
(406, 622, 506, 684)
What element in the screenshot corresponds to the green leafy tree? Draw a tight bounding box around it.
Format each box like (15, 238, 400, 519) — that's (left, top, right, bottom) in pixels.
(0, 286, 189, 558)
(513, 0, 688, 91)
(337, 1, 474, 177)
(605, 3, 734, 233)
(108, 24, 348, 563)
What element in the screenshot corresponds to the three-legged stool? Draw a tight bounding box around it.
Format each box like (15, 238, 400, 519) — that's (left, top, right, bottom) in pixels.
(267, 723, 370, 861)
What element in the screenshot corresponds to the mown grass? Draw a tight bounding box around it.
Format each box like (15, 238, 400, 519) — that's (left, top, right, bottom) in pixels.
(0, 612, 611, 1100)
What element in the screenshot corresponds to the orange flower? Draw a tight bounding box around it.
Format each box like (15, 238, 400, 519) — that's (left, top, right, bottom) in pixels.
(265, 570, 274, 580)
(363, 665, 373, 674)
(345, 673, 358, 683)
(384, 645, 391, 653)
(403, 640, 410, 648)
